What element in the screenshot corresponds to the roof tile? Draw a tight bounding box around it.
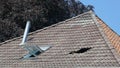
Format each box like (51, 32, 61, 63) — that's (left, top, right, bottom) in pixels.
(0, 11, 120, 67)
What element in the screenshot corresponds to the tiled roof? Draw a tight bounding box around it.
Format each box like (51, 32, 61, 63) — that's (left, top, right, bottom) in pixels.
(96, 17, 120, 53)
(0, 11, 120, 68)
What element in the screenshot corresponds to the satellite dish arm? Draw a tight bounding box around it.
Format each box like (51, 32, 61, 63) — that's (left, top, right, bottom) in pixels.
(20, 21, 31, 45)
(19, 21, 51, 59)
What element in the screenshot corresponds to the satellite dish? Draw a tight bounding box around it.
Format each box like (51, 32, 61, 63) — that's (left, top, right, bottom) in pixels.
(19, 21, 51, 59)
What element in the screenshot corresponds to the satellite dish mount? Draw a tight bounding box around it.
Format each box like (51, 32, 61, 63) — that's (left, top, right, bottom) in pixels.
(19, 21, 51, 59)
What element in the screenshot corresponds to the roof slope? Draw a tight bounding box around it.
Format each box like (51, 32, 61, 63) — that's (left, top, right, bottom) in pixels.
(0, 11, 120, 68)
(96, 17, 120, 53)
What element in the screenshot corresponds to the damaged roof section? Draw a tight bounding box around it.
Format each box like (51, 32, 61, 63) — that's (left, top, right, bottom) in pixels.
(0, 11, 120, 67)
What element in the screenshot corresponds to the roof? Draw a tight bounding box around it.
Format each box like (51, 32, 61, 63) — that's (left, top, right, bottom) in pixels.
(0, 11, 120, 68)
(96, 17, 120, 53)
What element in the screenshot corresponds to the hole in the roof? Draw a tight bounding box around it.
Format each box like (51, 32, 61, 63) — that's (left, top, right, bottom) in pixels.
(69, 47, 92, 54)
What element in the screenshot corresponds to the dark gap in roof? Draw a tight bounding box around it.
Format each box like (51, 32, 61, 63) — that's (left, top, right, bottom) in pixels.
(69, 47, 92, 54)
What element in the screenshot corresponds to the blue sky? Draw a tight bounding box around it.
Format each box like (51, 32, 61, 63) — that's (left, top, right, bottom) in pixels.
(80, 0, 120, 35)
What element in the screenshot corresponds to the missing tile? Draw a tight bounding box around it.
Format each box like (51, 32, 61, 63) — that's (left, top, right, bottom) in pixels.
(69, 47, 92, 54)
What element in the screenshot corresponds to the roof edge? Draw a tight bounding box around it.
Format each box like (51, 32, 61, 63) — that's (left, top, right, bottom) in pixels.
(0, 11, 92, 45)
(91, 11, 120, 65)
(96, 15, 120, 37)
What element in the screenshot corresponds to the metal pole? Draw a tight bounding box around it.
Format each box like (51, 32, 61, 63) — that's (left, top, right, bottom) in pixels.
(21, 21, 31, 44)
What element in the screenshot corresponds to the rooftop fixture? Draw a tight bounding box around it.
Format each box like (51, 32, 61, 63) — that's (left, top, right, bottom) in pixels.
(19, 21, 51, 59)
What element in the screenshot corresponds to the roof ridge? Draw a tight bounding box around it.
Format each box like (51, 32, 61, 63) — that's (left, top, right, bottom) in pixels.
(0, 11, 92, 45)
(91, 11, 120, 65)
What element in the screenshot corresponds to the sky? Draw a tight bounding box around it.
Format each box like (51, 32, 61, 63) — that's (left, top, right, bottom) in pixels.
(80, 0, 120, 35)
